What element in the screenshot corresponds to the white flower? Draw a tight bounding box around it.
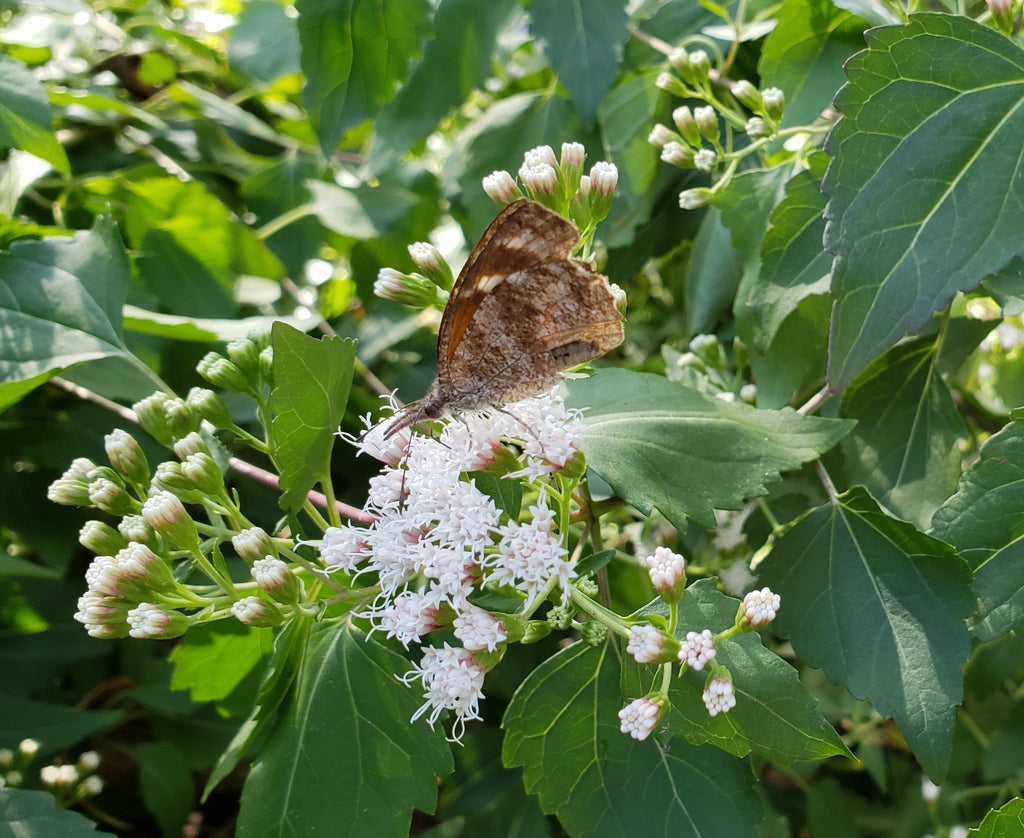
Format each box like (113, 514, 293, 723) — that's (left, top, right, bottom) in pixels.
(626, 624, 667, 663)
(693, 149, 717, 173)
(371, 589, 439, 648)
(742, 587, 780, 626)
(320, 524, 373, 571)
(126, 603, 172, 639)
(618, 697, 663, 740)
(403, 644, 487, 742)
(679, 629, 716, 671)
(702, 677, 736, 716)
(645, 546, 686, 592)
(453, 606, 507, 652)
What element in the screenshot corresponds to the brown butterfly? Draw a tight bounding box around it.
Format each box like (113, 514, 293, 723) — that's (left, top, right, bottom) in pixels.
(386, 198, 624, 436)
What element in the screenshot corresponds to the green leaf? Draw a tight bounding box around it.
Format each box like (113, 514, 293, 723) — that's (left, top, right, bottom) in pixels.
(0, 788, 109, 837)
(983, 256, 1024, 317)
(528, 0, 628, 125)
(972, 536, 1024, 642)
(930, 412, 1024, 566)
(757, 486, 973, 778)
(969, 797, 1024, 837)
(269, 323, 357, 512)
(235, 622, 452, 838)
(469, 471, 522, 520)
(204, 619, 311, 801)
(367, 0, 517, 173)
(567, 369, 854, 529)
(759, 0, 868, 132)
(685, 206, 744, 336)
(502, 640, 764, 835)
(131, 741, 194, 838)
(823, 14, 1024, 390)
(747, 293, 830, 409)
(169, 622, 274, 704)
(0, 56, 69, 174)
(297, 0, 432, 156)
(0, 216, 136, 411)
(747, 166, 832, 351)
(840, 336, 968, 530)
(123, 306, 313, 343)
(628, 580, 851, 763)
(123, 178, 285, 318)
(0, 693, 122, 750)
(228, 0, 301, 84)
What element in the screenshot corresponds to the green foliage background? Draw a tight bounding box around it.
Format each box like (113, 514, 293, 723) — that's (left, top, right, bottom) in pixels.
(2, 0, 1024, 836)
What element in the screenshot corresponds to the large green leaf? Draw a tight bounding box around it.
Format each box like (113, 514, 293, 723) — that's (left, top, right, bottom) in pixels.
(969, 796, 1024, 838)
(131, 741, 194, 838)
(169, 622, 274, 704)
(0, 216, 139, 412)
(568, 369, 853, 529)
(0, 56, 69, 174)
(757, 486, 973, 778)
(297, 0, 431, 156)
(747, 165, 832, 351)
(528, 0, 628, 125)
(624, 580, 851, 763)
(930, 412, 1024, 566)
(823, 14, 1024, 391)
(0, 693, 122, 750)
(0, 789, 108, 837)
(972, 536, 1024, 642)
(269, 323, 356, 512)
(840, 336, 968, 530)
(228, 0, 301, 85)
(235, 622, 452, 838)
(502, 640, 763, 836)
(759, 0, 868, 131)
(367, 0, 517, 173)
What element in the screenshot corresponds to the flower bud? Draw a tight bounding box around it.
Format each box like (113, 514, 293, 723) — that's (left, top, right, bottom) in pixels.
(163, 397, 197, 440)
(626, 624, 681, 664)
(75, 590, 132, 637)
(88, 477, 138, 516)
(141, 490, 199, 550)
(587, 161, 618, 222)
(732, 80, 763, 112)
(745, 117, 770, 138)
(78, 751, 101, 772)
(374, 268, 441, 308)
(180, 452, 224, 497)
(252, 556, 300, 604)
(104, 429, 150, 487)
(79, 520, 127, 556)
(518, 162, 559, 205)
(679, 188, 713, 210)
(47, 475, 93, 507)
(80, 775, 104, 797)
(226, 337, 262, 378)
(578, 620, 608, 646)
(558, 141, 586, 200)
(702, 673, 736, 716)
(740, 586, 780, 627)
(132, 393, 174, 445)
(761, 87, 785, 120)
(258, 345, 273, 380)
(685, 50, 710, 86)
(197, 352, 250, 394)
(407, 242, 454, 292)
(231, 595, 285, 627)
(619, 696, 667, 741)
(672, 106, 702, 147)
(645, 546, 686, 603)
(18, 740, 39, 761)
(481, 170, 523, 206)
(647, 123, 673, 148)
(655, 71, 688, 97)
(186, 387, 232, 429)
(660, 141, 694, 168)
(0, 750, 12, 770)
(693, 106, 719, 142)
(118, 515, 156, 547)
(173, 431, 210, 459)
(693, 149, 717, 173)
(988, 0, 1015, 34)
(127, 603, 192, 639)
(232, 527, 276, 562)
(668, 48, 690, 75)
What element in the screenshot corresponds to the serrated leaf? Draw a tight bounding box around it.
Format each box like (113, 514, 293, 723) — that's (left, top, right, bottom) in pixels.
(747, 167, 832, 350)
(823, 14, 1024, 391)
(297, 0, 431, 156)
(567, 369, 854, 529)
(0, 56, 69, 174)
(757, 486, 973, 778)
(367, 0, 517, 173)
(0, 693, 122, 750)
(972, 536, 1024, 642)
(930, 413, 1024, 565)
(270, 323, 356, 512)
(169, 622, 274, 703)
(235, 622, 452, 838)
(841, 336, 968, 530)
(759, 0, 868, 131)
(969, 797, 1024, 837)
(627, 580, 851, 763)
(204, 619, 310, 801)
(502, 640, 763, 836)
(0, 788, 109, 837)
(0, 216, 138, 411)
(528, 0, 628, 125)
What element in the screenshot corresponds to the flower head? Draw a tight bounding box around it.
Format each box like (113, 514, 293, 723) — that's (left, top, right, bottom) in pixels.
(619, 697, 666, 740)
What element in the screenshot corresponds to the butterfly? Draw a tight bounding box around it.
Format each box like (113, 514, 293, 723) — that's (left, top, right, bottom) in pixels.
(385, 198, 624, 437)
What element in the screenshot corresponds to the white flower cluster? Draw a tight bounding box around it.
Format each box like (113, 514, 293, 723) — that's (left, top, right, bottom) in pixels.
(326, 388, 586, 739)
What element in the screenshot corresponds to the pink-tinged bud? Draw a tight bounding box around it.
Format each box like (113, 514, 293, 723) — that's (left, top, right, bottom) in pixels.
(481, 170, 523, 206)
(104, 429, 150, 487)
(518, 162, 559, 205)
(373, 268, 440, 308)
(47, 476, 92, 507)
(88, 476, 137, 516)
(173, 431, 210, 460)
(558, 141, 586, 198)
(587, 161, 617, 223)
(678, 629, 716, 671)
(231, 595, 285, 627)
(74, 591, 132, 638)
(141, 490, 199, 550)
(117, 542, 177, 593)
(252, 556, 300, 604)
(645, 546, 686, 602)
(407, 242, 454, 291)
(127, 603, 192, 639)
(626, 623, 680, 664)
(232, 527, 277, 562)
(660, 142, 694, 168)
(523, 144, 558, 168)
(618, 696, 667, 741)
(702, 675, 736, 716)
